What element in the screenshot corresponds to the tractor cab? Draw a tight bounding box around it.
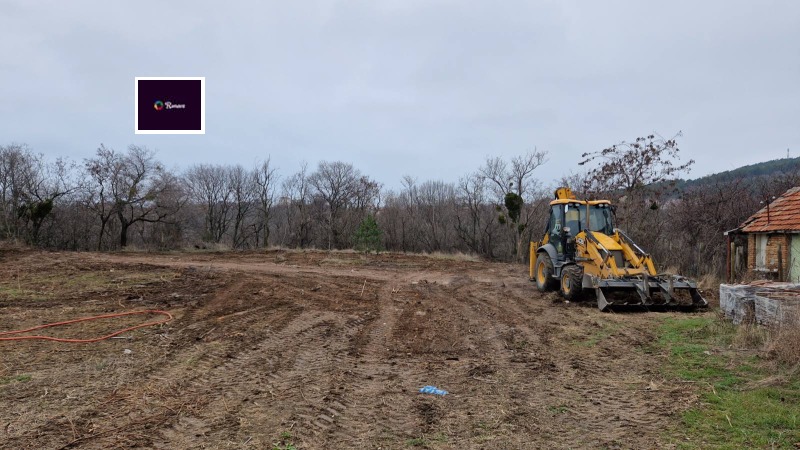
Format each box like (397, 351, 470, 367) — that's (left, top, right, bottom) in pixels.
(544, 200, 583, 259)
(544, 199, 616, 256)
(543, 187, 615, 262)
(586, 201, 614, 235)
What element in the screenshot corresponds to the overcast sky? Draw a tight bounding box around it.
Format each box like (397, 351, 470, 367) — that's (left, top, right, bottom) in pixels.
(1, 0, 799, 190)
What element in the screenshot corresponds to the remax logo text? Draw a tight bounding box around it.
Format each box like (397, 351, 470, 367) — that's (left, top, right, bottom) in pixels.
(153, 100, 186, 110)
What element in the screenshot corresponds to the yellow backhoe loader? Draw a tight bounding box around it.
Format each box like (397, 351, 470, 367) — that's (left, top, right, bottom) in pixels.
(529, 187, 707, 311)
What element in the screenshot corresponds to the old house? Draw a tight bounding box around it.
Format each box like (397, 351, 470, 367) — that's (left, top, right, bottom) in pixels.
(726, 186, 800, 283)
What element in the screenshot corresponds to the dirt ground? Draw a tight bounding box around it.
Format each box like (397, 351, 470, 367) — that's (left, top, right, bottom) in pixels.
(0, 248, 713, 449)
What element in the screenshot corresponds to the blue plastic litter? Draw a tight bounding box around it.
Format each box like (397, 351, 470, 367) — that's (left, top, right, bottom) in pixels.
(419, 385, 448, 396)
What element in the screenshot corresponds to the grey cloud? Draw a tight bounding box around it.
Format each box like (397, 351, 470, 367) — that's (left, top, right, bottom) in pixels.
(1, 0, 798, 188)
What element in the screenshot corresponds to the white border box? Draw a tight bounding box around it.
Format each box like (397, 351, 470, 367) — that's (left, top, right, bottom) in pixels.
(135, 76, 205, 135)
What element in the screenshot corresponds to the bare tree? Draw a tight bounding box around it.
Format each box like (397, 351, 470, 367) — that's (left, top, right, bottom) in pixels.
(481, 150, 548, 199)
(84, 145, 121, 250)
(309, 161, 359, 249)
(85, 145, 180, 248)
(115, 147, 180, 248)
(185, 164, 233, 244)
(18, 157, 78, 244)
(0, 144, 32, 239)
(578, 133, 694, 253)
(281, 163, 313, 247)
(253, 159, 278, 248)
(479, 150, 548, 261)
(579, 133, 692, 195)
(377, 189, 402, 251)
(0, 144, 78, 244)
(352, 176, 381, 213)
(455, 173, 498, 257)
(399, 176, 419, 252)
(671, 179, 755, 277)
(228, 165, 256, 249)
(416, 180, 457, 252)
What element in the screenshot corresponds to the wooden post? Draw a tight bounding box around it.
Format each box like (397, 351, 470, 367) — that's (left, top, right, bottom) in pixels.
(788, 236, 792, 282)
(778, 244, 783, 282)
(730, 240, 736, 283)
(726, 235, 732, 283)
(736, 246, 743, 275)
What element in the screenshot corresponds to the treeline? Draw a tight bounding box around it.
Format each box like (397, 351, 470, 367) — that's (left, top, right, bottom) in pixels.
(0, 143, 549, 262)
(3, 139, 799, 280)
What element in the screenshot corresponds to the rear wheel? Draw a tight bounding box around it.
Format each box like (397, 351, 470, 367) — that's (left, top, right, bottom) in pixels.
(560, 265, 584, 300)
(535, 253, 557, 292)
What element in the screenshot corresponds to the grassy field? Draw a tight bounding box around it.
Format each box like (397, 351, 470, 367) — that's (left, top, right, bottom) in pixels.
(659, 316, 800, 449)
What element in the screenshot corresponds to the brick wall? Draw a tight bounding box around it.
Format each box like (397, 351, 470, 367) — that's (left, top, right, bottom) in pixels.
(768, 234, 791, 274)
(747, 233, 793, 277)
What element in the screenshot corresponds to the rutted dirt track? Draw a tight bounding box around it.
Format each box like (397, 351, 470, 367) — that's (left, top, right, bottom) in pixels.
(0, 249, 708, 449)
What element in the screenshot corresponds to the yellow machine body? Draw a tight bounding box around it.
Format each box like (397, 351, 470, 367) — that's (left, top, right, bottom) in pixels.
(530, 188, 707, 311)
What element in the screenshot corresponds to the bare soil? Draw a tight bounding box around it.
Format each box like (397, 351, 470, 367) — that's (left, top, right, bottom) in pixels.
(0, 248, 713, 449)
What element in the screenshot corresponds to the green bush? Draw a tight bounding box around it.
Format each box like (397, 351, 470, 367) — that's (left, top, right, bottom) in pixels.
(353, 215, 383, 253)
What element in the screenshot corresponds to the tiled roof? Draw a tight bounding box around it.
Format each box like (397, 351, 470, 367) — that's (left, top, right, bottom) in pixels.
(741, 186, 800, 233)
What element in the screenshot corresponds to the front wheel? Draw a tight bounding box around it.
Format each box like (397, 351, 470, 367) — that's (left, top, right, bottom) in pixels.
(560, 265, 584, 300)
(535, 253, 557, 292)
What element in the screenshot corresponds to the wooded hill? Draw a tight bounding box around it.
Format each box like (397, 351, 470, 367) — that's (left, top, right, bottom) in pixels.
(675, 156, 800, 192)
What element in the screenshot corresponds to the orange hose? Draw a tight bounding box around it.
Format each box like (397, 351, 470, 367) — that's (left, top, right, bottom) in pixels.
(0, 310, 173, 343)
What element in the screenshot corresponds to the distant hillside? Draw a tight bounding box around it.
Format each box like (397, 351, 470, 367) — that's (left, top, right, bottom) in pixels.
(675, 156, 800, 191)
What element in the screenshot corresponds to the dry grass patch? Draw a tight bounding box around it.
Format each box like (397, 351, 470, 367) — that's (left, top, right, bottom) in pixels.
(422, 251, 480, 262)
(732, 322, 770, 349)
(765, 309, 800, 366)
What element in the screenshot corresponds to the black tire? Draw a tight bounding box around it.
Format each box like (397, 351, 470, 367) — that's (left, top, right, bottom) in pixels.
(535, 253, 557, 292)
(560, 264, 584, 301)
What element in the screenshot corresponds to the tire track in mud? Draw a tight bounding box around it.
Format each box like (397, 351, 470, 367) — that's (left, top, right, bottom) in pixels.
(483, 280, 674, 449)
(150, 272, 383, 448)
(228, 306, 392, 447)
(405, 274, 563, 446)
(293, 278, 427, 449)
(152, 309, 341, 447)
(553, 325, 675, 448)
(11, 278, 289, 449)
(1, 277, 272, 449)
(289, 314, 370, 425)
(19, 275, 345, 449)
(408, 275, 554, 444)
(552, 382, 673, 448)
(304, 274, 523, 448)
(434, 274, 557, 373)
(387, 274, 666, 448)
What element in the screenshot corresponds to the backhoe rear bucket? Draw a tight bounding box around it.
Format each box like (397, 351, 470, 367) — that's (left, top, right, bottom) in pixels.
(593, 275, 707, 312)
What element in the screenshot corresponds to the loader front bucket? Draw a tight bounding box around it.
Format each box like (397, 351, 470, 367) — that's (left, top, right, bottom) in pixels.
(593, 275, 708, 312)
